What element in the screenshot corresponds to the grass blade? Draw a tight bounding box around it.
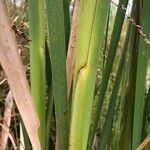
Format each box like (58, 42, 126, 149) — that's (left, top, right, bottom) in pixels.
(99, 24, 131, 149)
(88, 0, 129, 148)
(28, 0, 46, 149)
(63, 0, 70, 48)
(45, 40, 53, 150)
(69, 0, 109, 149)
(119, 3, 139, 149)
(46, 0, 69, 149)
(133, 0, 150, 148)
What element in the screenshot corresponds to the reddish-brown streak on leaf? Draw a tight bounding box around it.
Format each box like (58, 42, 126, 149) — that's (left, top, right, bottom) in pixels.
(66, 0, 80, 97)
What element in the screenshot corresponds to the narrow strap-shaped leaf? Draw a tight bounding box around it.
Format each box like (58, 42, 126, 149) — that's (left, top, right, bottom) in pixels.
(63, 0, 70, 48)
(88, 0, 129, 148)
(99, 24, 131, 149)
(119, 3, 139, 149)
(69, 0, 109, 149)
(28, 0, 46, 149)
(133, 0, 150, 148)
(142, 87, 150, 141)
(46, 0, 69, 149)
(45, 40, 53, 150)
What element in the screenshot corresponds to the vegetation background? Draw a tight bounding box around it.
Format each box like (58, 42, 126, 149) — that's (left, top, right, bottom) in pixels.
(0, 0, 150, 149)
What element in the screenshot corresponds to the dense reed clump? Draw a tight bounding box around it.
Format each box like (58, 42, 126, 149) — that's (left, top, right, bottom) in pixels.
(0, 0, 150, 149)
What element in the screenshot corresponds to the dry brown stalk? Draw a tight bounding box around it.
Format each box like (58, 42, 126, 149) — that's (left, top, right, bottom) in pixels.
(0, 91, 13, 150)
(0, 122, 17, 150)
(0, 1, 40, 149)
(137, 135, 150, 150)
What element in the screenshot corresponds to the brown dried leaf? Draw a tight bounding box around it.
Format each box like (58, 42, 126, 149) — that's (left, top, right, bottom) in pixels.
(0, 91, 13, 150)
(0, 1, 41, 149)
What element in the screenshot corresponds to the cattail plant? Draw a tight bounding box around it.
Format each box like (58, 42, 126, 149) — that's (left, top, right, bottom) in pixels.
(0, 0, 150, 149)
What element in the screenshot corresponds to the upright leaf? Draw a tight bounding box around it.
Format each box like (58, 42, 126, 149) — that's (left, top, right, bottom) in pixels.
(69, 0, 109, 149)
(88, 0, 129, 148)
(133, 0, 150, 148)
(28, 0, 46, 149)
(63, 0, 70, 48)
(46, 0, 69, 149)
(119, 3, 139, 149)
(99, 24, 131, 150)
